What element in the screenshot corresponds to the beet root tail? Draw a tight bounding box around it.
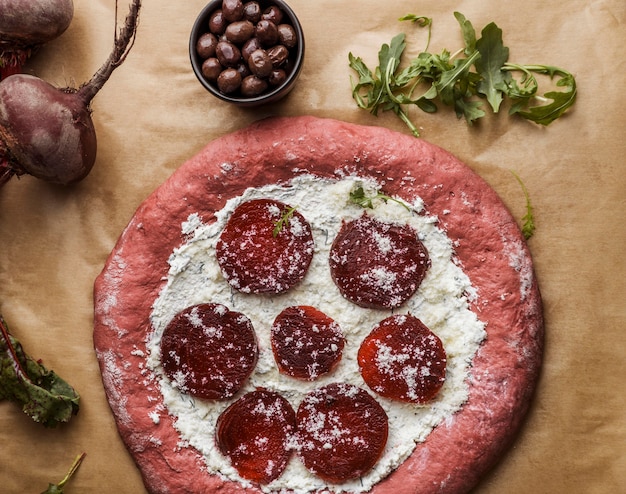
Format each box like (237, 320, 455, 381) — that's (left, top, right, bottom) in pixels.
(77, 0, 142, 105)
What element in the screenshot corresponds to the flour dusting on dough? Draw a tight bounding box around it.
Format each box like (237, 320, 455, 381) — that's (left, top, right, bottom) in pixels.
(98, 349, 132, 427)
(503, 237, 534, 301)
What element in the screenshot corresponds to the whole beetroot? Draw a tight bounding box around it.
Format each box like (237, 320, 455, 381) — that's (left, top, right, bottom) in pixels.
(0, 76, 97, 185)
(0, 0, 141, 186)
(0, 0, 74, 79)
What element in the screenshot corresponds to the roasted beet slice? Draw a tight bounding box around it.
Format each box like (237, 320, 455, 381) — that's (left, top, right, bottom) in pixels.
(358, 314, 446, 404)
(296, 383, 388, 483)
(329, 213, 429, 309)
(160, 303, 257, 400)
(216, 198, 314, 294)
(271, 305, 345, 380)
(216, 389, 296, 484)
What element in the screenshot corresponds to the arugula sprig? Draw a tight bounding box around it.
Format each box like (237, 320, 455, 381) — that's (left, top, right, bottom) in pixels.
(349, 185, 411, 212)
(272, 205, 298, 237)
(504, 64, 577, 125)
(349, 12, 577, 136)
(510, 171, 536, 240)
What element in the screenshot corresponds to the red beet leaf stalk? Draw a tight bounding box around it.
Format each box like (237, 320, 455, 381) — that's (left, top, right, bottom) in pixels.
(0, 0, 141, 187)
(0, 0, 75, 80)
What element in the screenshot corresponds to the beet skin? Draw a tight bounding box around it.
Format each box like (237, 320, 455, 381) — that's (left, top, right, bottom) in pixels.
(0, 74, 97, 185)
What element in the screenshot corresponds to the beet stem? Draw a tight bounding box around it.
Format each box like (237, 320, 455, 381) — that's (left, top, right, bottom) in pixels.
(0, 49, 29, 81)
(0, 65, 20, 80)
(77, 0, 142, 104)
(0, 315, 30, 384)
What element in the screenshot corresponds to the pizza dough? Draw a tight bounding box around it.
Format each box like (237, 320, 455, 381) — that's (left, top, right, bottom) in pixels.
(93, 115, 543, 494)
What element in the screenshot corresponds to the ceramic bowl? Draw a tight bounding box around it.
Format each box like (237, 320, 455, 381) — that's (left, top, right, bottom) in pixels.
(189, 0, 305, 107)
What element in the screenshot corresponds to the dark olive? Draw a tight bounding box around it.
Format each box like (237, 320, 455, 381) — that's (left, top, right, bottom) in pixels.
(236, 62, 251, 79)
(277, 24, 297, 49)
(261, 5, 283, 24)
(255, 19, 279, 46)
(240, 75, 268, 96)
(209, 9, 227, 35)
(248, 48, 273, 78)
(217, 67, 242, 93)
(283, 57, 295, 73)
(222, 0, 244, 22)
(225, 20, 255, 44)
(202, 57, 223, 81)
(242, 1, 261, 23)
(267, 44, 289, 68)
(196, 32, 219, 59)
(268, 69, 287, 87)
(241, 37, 262, 62)
(216, 40, 242, 67)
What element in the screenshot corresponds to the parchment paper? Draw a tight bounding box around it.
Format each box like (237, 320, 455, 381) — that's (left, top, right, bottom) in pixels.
(1, 0, 624, 492)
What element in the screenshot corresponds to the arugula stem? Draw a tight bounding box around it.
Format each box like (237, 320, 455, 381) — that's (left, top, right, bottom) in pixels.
(503, 63, 562, 75)
(406, 78, 423, 101)
(510, 171, 536, 239)
(396, 108, 420, 137)
(58, 453, 87, 488)
(502, 63, 575, 89)
(449, 47, 466, 60)
(399, 14, 432, 51)
(384, 60, 402, 105)
(41, 453, 87, 493)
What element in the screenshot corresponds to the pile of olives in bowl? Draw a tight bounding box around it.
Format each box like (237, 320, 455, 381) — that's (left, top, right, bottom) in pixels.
(190, 0, 304, 106)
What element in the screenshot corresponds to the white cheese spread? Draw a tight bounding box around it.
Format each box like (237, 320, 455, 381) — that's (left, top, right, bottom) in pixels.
(146, 175, 486, 493)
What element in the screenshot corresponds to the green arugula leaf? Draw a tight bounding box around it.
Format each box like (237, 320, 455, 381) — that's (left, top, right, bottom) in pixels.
(455, 97, 486, 124)
(348, 53, 377, 110)
(379, 33, 405, 79)
(349, 185, 375, 208)
(416, 96, 438, 113)
(0, 315, 80, 427)
(348, 53, 375, 88)
(475, 22, 511, 113)
(435, 52, 480, 107)
(454, 12, 476, 54)
(349, 27, 430, 136)
(378, 34, 407, 106)
(349, 34, 417, 135)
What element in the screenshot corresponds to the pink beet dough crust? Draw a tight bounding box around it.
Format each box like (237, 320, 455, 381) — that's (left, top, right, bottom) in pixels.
(93, 116, 544, 494)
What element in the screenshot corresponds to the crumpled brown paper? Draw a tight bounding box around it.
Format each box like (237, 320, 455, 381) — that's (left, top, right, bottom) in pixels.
(1, 0, 624, 492)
